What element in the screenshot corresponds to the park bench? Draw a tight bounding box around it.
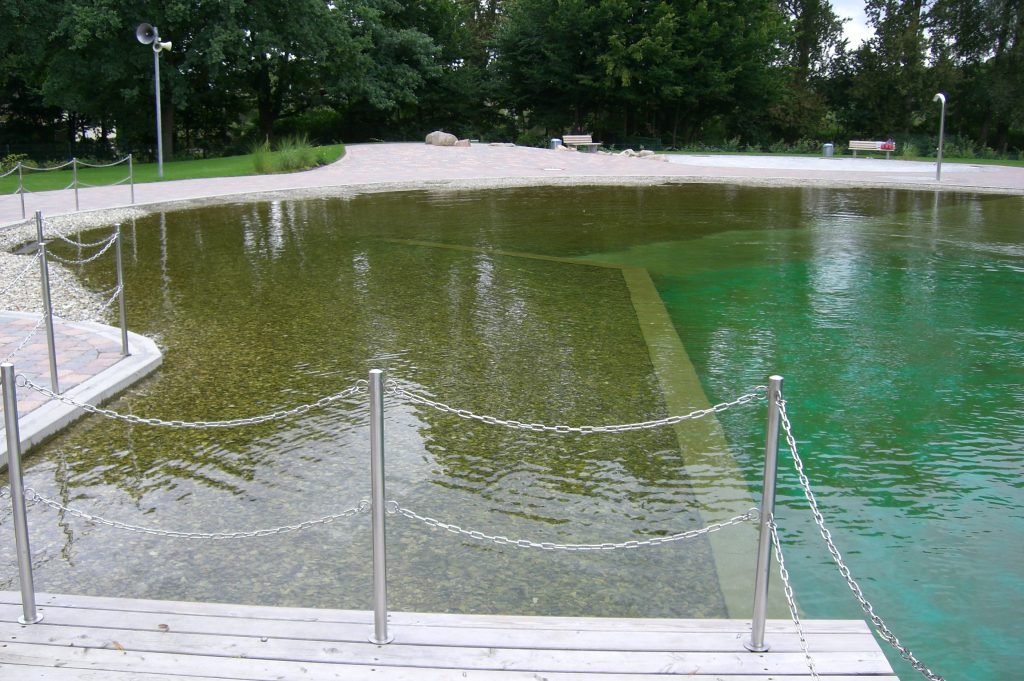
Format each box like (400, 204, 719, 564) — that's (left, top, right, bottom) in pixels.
(562, 134, 602, 152)
(849, 140, 896, 159)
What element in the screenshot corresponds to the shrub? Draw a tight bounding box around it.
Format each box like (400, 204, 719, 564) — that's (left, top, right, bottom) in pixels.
(901, 142, 919, 158)
(1, 153, 28, 171)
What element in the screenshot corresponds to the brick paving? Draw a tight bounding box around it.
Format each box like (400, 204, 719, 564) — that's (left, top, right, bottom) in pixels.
(0, 312, 124, 419)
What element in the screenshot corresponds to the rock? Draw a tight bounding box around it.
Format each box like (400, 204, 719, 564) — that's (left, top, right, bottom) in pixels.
(425, 131, 458, 146)
(620, 149, 637, 157)
(647, 154, 670, 162)
(637, 150, 655, 157)
(556, 144, 574, 152)
(454, 139, 471, 147)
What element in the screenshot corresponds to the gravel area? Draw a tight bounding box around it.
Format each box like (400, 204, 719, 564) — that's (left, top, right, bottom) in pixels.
(0, 208, 146, 320)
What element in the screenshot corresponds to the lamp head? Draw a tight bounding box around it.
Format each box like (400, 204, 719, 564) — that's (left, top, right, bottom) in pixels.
(933, 92, 946, 104)
(136, 23, 157, 45)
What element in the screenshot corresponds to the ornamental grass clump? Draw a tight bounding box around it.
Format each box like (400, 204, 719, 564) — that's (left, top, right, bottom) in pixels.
(252, 135, 322, 174)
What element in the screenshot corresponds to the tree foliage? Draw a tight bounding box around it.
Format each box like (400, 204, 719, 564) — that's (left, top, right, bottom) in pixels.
(1, 0, 1021, 158)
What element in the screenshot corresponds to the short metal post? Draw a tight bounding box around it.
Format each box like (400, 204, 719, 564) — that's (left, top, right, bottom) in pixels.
(37, 238, 59, 394)
(72, 158, 79, 211)
(34, 210, 44, 245)
(745, 375, 783, 653)
(114, 226, 129, 356)
(18, 163, 25, 219)
(933, 93, 947, 182)
(128, 154, 135, 204)
(2, 363, 44, 624)
(369, 368, 392, 644)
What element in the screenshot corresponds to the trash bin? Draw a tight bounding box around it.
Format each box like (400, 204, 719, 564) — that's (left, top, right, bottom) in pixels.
(549, 138, 562, 150)
(823, 143, 834, 157)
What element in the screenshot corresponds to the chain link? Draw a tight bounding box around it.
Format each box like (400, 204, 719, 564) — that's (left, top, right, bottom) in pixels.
(769, 515, 819, 679)
(0, 252, 41, 301)
(48, 225, 118, 249)
(389, 501, 757, 551)
(18, 375, 367, 429)
(26, 488, 370, 540)
(777, 395, 945, 681)
(388, 381, 766, 434)
(46, 232, 118, 266)
(2, 315, 46, 364)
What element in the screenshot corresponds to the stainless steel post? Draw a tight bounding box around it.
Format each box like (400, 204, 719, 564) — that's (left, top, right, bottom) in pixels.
(18, 164, 25, 219)
(153, 36, 164, 179)
(369, 368, 392, 644)
(2, 363, 43, 624)
(745, 375, 783, 653)
(115, 226, 129, 356)
(37, 239, 59, 394)
(933, 93, 947, 182)
(34, 210, 44, 245)
(72, 158, 79, 211)
(128, 154, 135, 204)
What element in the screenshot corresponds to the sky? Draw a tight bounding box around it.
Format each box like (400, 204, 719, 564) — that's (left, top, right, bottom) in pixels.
(832, 0, 873, 47)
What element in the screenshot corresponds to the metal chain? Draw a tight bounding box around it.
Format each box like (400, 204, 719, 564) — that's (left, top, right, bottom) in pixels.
(389, 501, 757, 551)
(0, 252, 41, 300)
(769, 515, 819, 680)
(388, 381, 766, 434)
(46, 233, 118, 266)
(20, 160, 76, 171)
(47, 224, 118, 249)
(76, 157, 129, 169)
(17, 374, 367, 429)
(777, 395, 945, 681)
(1, 315, 46, 364)
(26, 488, 370, 540)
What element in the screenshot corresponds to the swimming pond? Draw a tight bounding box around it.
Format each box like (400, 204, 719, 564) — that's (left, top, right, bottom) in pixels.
(5, 185, 1022, 680)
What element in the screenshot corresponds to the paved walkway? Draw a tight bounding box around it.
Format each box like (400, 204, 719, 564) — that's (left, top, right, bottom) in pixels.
(0, 143, 1020, 462)
(2, 143, 1022, 225)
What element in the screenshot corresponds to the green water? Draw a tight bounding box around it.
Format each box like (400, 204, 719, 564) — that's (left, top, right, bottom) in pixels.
(4, 185, 1022, 680)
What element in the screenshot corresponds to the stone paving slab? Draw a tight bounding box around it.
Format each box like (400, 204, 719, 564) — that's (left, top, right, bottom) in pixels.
(0, 311, 162, 469)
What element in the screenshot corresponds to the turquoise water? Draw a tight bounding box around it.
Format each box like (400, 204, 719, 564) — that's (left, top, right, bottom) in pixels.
(8, 186, 1022, 680)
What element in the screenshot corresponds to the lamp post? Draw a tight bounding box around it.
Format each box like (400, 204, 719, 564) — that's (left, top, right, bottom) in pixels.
(136, 24, 172, 178)
(933, 92, 946, 182)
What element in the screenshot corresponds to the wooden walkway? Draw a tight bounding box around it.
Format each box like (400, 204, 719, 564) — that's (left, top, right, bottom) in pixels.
(0, 592, 897, 680)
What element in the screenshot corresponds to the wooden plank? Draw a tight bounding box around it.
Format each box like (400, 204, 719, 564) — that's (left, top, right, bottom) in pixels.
(1, 659, 899, 681)
(0, 603, 878, 653)
(0, 592, 870, 633)
(0, 620, 893, 675)
(0, 642, 896, 680)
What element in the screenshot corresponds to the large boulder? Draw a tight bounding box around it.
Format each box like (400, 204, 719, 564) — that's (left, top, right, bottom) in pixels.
(425, 130, 458, 146)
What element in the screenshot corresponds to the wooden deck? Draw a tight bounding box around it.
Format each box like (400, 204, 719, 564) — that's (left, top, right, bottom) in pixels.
(0, 592, 897, 680)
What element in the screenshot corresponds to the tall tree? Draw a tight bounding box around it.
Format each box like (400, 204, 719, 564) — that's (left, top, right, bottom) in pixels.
(772, 0, 847, 140)
(846, 0, 931, 135)
(928, 0, 1023, 151)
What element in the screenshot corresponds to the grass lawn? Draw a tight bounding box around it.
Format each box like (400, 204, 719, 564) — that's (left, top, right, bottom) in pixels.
(0, 144, 345, 194)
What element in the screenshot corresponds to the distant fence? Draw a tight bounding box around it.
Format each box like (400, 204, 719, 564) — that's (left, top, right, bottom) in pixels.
(2, 156, 134, 219)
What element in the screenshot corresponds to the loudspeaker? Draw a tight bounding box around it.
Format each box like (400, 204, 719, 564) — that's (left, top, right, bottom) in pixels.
(136, 23, 157, 45)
